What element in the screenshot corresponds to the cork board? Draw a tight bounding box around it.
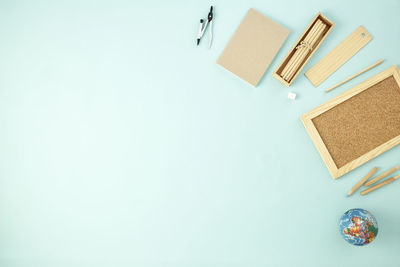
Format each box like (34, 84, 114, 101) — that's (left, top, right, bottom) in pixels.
(217, 8, 290, 86)
(301, 66, 400, 179)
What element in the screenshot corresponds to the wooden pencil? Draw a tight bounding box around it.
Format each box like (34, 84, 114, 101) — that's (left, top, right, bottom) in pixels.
(281, 20, 322, 80)
(281, 21, 321, 78)
(364, 165, 400, 187)
(360, 175, 400, 195)
(283, 21, 321, 80)
(285, 21, 326, 81)
(347, 167, 378, 196)
(325, 60, 384, 92)
(283, 21, 323, 80)
(286, 23, 325, 80)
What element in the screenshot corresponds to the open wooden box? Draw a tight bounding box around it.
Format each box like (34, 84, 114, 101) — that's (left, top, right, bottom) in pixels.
(273, 13, 335, 86)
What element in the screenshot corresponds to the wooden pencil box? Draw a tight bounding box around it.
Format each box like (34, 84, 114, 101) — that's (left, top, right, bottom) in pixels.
(273, 13, 335, 86)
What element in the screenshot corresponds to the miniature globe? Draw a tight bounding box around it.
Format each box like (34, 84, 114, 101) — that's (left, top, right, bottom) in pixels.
(339, 208, 378, 246)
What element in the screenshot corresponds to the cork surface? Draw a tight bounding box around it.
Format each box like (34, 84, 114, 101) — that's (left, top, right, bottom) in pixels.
(312, 76, 400, 168)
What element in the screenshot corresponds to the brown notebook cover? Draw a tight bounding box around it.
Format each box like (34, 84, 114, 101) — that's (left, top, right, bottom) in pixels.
(217, 8, 290, 86)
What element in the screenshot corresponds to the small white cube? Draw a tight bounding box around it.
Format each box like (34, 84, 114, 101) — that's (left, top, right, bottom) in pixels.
(288, 92, 296, 100)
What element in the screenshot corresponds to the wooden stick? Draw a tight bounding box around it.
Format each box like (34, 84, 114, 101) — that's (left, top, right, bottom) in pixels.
(285, 22, 326, 81)
(325, 60, 384, 92)
(364, 165, 400, 187)
(360, 175, 400, 195)
(281, 20, 322, 80)
(347, 167, 378, 196)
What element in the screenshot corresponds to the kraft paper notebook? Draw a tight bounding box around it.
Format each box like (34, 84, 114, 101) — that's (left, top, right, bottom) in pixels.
(217, 8, 290, 86)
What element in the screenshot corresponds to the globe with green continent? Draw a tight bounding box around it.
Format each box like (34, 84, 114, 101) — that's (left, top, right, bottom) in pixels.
(339, 208, 378, 246)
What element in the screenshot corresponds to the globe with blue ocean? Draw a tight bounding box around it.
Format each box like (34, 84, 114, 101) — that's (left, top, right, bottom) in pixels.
(339, 208, 378, 246)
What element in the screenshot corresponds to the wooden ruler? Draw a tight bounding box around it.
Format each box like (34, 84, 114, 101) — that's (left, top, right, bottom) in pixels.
(305, 26, 372, 87)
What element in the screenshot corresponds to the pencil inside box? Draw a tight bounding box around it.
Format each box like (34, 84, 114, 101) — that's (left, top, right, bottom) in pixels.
(273, 13, 334, 86)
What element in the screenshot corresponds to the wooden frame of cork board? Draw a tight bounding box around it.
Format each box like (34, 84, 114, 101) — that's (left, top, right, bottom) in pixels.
(301, 66, 400, 179)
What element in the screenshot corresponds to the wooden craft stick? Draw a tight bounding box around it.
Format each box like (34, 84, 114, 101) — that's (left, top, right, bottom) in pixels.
(285, 22, 326, 81)
(360, 175, 400, 196)
(325, 60, 384, 92)
(281, 20, 322, 79)
(347, 167, 378, 196)
(364, 165, 400, 187)
(283, 21, 323, 81)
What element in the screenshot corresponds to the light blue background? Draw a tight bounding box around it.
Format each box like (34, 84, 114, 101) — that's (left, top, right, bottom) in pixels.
(0, 0, 399, 266)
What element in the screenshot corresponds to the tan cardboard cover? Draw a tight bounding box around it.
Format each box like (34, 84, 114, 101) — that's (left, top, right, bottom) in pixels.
(217, 8, 290, 86)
